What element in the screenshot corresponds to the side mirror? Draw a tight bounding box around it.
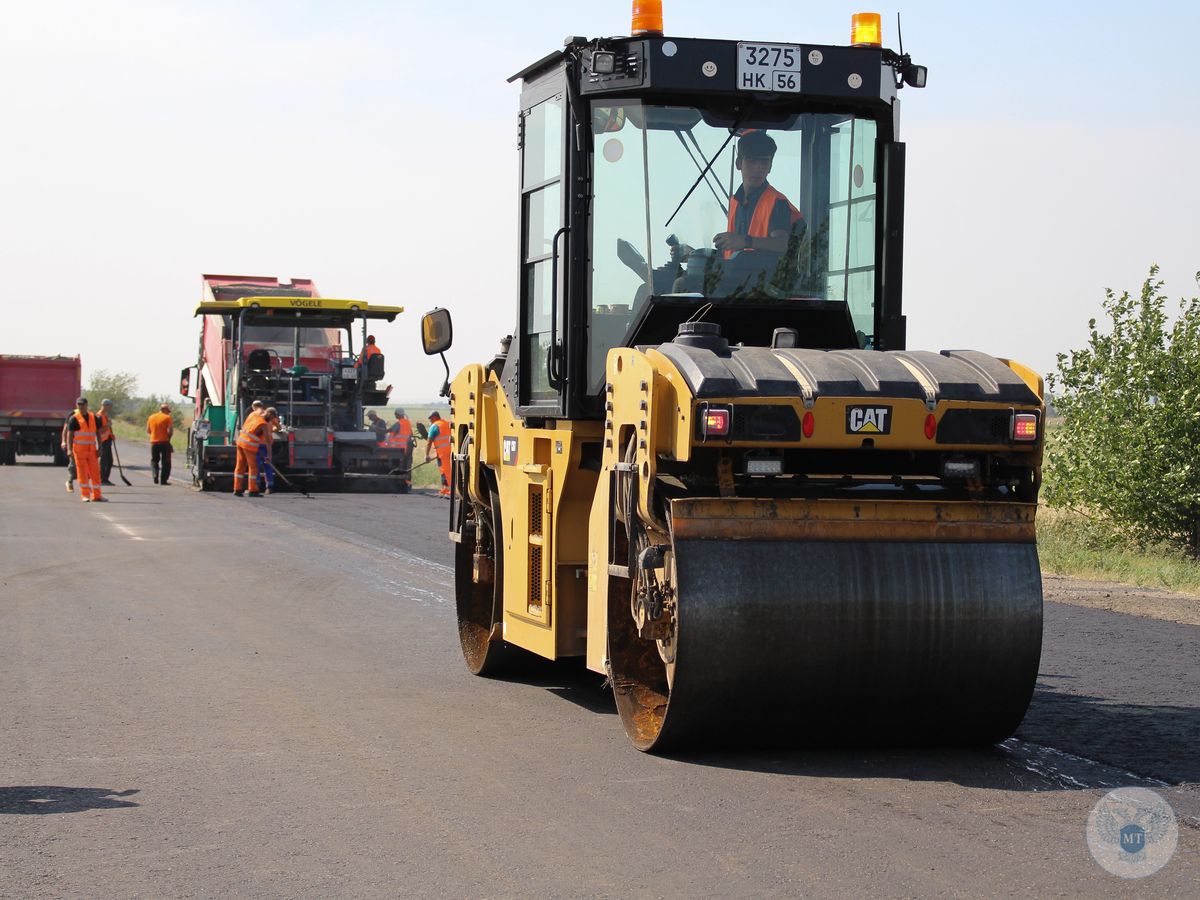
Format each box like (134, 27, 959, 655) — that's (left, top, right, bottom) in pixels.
(421, 308, 453, 355)
(180, 366, 193, 397)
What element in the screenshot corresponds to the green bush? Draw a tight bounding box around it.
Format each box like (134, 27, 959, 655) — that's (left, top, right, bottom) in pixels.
(1045, 266, 1200, 554)
(85, 370, 139, 412)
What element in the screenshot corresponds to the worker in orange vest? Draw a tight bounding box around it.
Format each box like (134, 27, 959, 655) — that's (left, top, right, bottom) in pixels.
(98, 398, 116, 485)
(387, 408, 415, 490)
(426, 411, 453, 498)
(146, 403, 175, 485)
(356, 335, 383, 368)
(233, 406, 269, 497)
(64, 397, 106, 502)
(713, 130, 804, 261)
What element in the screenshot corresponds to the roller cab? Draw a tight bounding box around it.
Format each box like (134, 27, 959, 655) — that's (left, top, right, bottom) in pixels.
(431, 13, 1044, 751)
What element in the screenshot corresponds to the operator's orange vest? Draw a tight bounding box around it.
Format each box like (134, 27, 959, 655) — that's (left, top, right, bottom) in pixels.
(72, 411, 98, 451)
(237, 411, 265, 450)
(98, 412, 112, 442)
(357, 343, 382, 367)
(723, 184, 803, 259)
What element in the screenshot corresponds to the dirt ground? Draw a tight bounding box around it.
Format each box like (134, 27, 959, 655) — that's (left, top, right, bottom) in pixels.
(1043, 573, 1200, 626)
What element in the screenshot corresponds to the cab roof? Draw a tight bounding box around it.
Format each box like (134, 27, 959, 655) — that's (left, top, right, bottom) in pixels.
(194, 296, 404, 321)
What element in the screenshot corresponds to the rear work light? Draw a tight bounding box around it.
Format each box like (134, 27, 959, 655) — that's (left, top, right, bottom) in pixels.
(746, 457, 784, 476)
(702, 407, 731, 438)
(1011, 412, 1039, 442)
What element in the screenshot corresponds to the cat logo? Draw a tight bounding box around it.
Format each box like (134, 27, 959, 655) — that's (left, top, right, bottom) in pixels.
(502, 436, 518, 465)
(846, 405, 892, 435)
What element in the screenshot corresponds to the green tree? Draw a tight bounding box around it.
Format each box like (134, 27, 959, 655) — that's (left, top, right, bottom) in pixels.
(1046, 266, 1200, 553)
(86, 370, 139, 413)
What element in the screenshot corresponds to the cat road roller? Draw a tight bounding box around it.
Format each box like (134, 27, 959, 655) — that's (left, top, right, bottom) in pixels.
(422, 10, 1045, 751)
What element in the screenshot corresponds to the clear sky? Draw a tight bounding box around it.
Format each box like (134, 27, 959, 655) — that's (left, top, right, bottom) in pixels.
(2, 0, 1197, 400)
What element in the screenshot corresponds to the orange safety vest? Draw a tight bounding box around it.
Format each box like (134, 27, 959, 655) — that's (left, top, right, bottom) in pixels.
(237, 411, 266, 450)
(72, 411, 99, 450)
(429, 421, 452, 455)
(379, 417, 413, 448)
(98, 412, 113, 442)
(723, 184, 803, 260)
(356, 344, 382, 368)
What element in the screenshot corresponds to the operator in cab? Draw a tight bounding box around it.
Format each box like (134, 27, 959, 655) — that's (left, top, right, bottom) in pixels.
(712, 130, 805, 271)
(356, 335, 383, 368)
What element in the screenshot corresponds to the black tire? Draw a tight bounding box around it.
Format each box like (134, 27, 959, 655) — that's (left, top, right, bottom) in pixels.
(456, 482, 523, 675)
(52, 444, 68, 466)
(1, 442, 17, 465)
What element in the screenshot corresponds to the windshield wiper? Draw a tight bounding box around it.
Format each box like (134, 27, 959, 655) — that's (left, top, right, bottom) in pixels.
(663, 108, 751, 230)
(673, 130, 729, 216)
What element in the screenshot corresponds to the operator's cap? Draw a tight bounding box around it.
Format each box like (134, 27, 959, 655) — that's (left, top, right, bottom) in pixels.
(737, 130, 777, 160)
(394, 408, 406, 417)
(101, 398, 113, 407)
(429, 411, 441, 420)
(160, 403, 171, 411)
(76, 396, 88, 404)
(366, 334, 376, 343)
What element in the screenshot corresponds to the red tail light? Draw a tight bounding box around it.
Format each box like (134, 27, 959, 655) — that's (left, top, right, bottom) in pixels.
(287, 430, 296, 466)
(1012, 413, 1039, 442)
(703, 408, 730, 437)
(802, 411, 814, 438)
(924, 414, 936, 440)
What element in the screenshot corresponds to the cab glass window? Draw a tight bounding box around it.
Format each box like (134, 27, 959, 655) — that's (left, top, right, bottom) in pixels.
(587, 102, 879, 389)
(521, 96, 565, 403)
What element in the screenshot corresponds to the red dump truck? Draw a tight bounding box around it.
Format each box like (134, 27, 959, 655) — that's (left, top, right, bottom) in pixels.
(0, 355, 81, 466)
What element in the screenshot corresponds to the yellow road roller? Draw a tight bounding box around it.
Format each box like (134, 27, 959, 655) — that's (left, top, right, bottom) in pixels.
(422, 10, 1045, 751)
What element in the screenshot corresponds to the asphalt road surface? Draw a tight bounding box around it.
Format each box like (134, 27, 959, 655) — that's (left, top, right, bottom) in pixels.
(2, 445, 1197, 897)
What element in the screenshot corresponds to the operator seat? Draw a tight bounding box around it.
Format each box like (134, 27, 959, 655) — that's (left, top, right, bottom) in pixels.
(365, 353, 385, 381)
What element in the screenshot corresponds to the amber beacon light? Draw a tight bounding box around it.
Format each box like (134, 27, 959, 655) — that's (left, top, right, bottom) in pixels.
(851, 12, 882, 47)
(632, 0, 664, 36)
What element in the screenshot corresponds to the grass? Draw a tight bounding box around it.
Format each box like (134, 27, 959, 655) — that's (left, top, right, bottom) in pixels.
(1037, 506, 1200, 594)
(110, 417, 189, 453)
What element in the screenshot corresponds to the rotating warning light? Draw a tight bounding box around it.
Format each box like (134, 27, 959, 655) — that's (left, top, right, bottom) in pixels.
(851, 12, 882, 47)
(703, 407, 730, 437)
(1011, 412, 1039, 442)
(631, 0, 664, 36)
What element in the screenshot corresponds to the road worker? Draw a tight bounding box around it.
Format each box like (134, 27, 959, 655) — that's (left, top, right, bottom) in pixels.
(146, 403, 175, 485)
(426, 411, 453, 498)
(61, 406, 78, 492)
(257, 407, 281, 495)
(386, 408, 415, 490)
(356, 335, 383, 368)
(233, 405, 269, 497)
(98, 398, 116, 486)
(366, 409, 387, 442)
(65, 397, 105, 502)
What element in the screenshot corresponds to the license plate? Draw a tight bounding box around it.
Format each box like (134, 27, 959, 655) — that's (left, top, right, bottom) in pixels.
(737, 42, 802, 93)
(342, 367, 358, 379)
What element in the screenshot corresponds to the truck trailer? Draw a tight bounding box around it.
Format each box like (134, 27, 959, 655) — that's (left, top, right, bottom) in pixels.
(182, 274, 408, 491)
(0, 355, 81, 466)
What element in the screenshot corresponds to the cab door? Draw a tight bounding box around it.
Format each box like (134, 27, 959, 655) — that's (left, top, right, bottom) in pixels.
(516, 72, 568, 417)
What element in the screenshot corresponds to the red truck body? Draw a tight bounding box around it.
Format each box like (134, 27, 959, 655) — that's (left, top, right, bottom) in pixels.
(0, 355, 81, 465)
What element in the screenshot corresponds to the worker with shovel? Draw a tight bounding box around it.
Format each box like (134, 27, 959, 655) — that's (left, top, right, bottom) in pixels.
(426, 411, 453, 498)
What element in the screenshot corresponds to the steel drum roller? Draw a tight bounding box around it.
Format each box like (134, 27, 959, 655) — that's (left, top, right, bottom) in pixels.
(610, 516, 1043, 752)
